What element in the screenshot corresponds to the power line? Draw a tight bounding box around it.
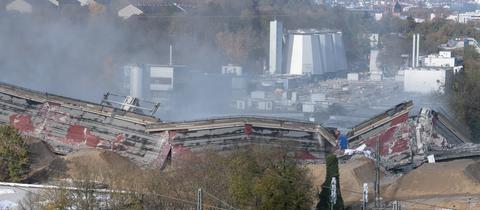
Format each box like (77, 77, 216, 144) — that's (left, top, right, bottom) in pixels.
(203, 189, 237, 210)
(0, 154, 233, 209)
(1, 181, 232, 210)
(0, 148, 470, 210)
(322, 185, 459, 210)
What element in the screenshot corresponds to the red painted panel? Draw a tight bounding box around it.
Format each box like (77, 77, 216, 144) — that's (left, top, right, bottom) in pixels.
(66, 125, 102, 147)
(390, 113, 409, 126)
(85, 134, 100, 147)
(379, 127, 396, 155)
(172, 145, 191, 157)
(66, 125, 87, 143)
(295, 150, 319, 160)
(363, 125, 410, 157)
(9, 114, 34, 132)
(168, 131, 177, 139)
(244, 124, 253, 137)
(391, 138, 409, 153)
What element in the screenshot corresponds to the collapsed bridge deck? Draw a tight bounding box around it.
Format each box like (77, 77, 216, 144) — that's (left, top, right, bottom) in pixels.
(148, 116, 337, 162)
(0, 82, 338, 167)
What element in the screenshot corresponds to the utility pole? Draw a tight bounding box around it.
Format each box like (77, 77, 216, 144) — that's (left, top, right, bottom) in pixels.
(374, 135, 381, 208)
(196, 188, 203, 210)
(392, 200, 401, 210)
(330, 177, 337, 210)
(362, 183, 368, 210)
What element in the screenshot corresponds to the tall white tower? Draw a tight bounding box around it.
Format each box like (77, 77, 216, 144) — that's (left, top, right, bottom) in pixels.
(369, 34, 382, 81)
(269, 20, 283, 74)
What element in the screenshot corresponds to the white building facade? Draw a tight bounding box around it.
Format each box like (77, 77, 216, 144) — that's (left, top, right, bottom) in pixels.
(422, 51, 455, 67)
(269, 20, 283, 74)
(284, 30, 347, 75)
(458, 10, 480, 23)
(403, 68, 452, 94)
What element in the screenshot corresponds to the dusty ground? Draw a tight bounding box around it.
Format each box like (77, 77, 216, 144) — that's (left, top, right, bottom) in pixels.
(24, 137, 139, 183)
(25, 140, 480, 210)
(25, 138, 60, 182)
(400, 195, 480, 210)
(384, 159, 480, 199)
(61, 149, 139, 178)
(308, 158, 480, 209)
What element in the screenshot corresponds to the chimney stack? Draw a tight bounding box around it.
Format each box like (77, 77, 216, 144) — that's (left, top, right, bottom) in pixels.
(415, 34, 420, 67)
(169, 44, 173, 66)
(412, 34, 420, 68)
(412, 34, 416, 67)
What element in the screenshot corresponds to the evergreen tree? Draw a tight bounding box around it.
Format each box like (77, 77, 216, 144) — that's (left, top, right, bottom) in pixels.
(0, 125, 29, 182)
(316, 154, 344, 210)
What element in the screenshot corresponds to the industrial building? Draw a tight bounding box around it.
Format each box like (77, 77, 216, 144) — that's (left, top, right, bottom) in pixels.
(269, 20, 283, 75)
(123, 64, 188, 105)
(122, 63, 242, 119)
(268, 21, 348, 76)
(403, 35, 461, 94)
(403, 67, 452, 94)
(284, 29, 348, 75)
(441, 37, 480, 53)
(422, 51, 455, 67)
(369, 34, 382, 81)
(457, 10, 480, 23)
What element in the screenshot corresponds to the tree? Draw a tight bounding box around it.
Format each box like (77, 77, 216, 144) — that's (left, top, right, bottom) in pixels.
(227, 147, 313, 210)
(21, 146, 314, 209)
(254, 154, 313, 210)
(448, 46, 480, 139)
(227, 150, 262, 208)
(316, 154, 344, 210)
(0, 125, 29, 182)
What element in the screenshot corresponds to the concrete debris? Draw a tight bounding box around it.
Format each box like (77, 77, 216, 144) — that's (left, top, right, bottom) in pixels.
(0, 82, 165, 167)
(345, 100, 477, 171)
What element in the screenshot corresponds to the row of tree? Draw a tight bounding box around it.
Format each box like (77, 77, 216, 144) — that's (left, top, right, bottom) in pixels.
(377, 17, 480, 75)
(16, 146, 345, 209)
(448, 46, 480, 140)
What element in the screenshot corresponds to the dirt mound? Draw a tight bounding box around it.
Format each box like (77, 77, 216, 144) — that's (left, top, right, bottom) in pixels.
(383, 159, 480, 200)
(465, 161, 480, 183)
(309, 158, 480, 205)
(62, 149, 139, 178)
(24, 138, 60, 182)
(352, 158, 376, 185)
(308, 157, 377, 203)
(25, 137, 57, 169)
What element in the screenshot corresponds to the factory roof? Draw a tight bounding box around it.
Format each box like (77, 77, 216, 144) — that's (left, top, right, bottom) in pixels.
(287, 29, 341, 35)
